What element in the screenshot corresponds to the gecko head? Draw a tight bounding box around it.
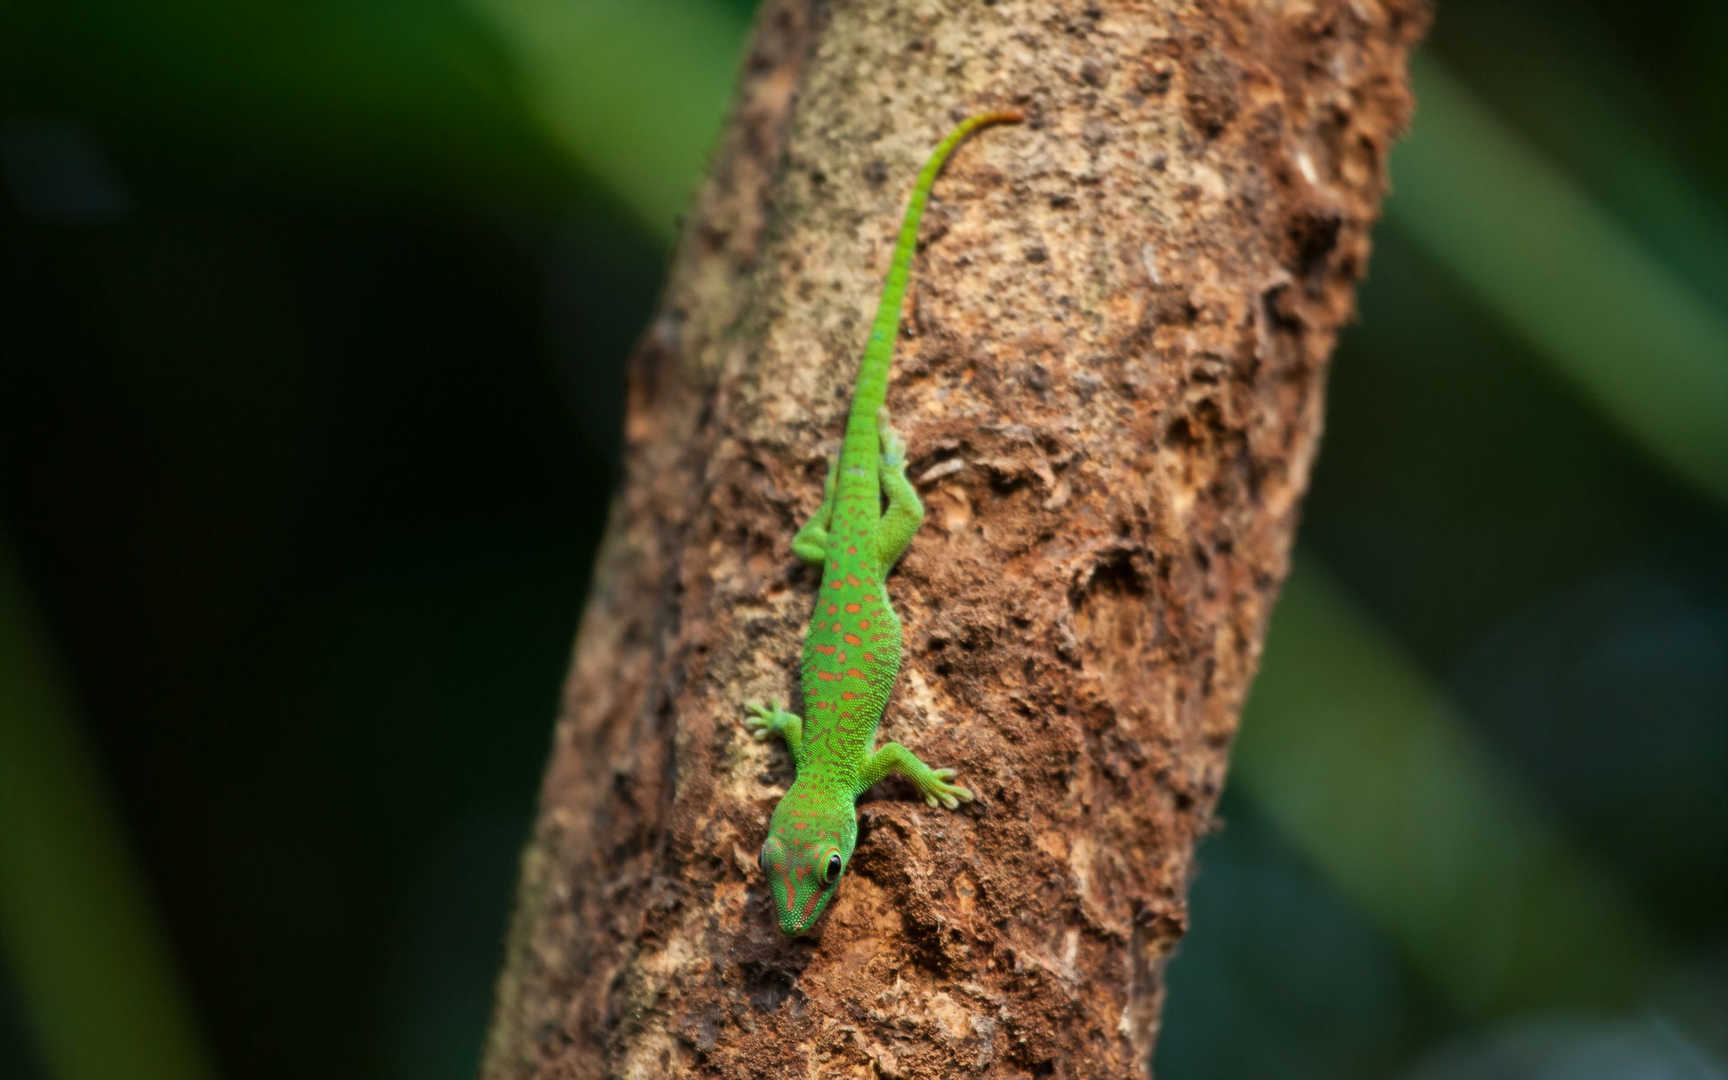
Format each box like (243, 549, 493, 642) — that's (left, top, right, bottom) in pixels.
(759, 801, 857, 936)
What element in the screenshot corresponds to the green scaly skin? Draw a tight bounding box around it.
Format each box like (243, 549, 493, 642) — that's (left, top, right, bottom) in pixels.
(744, 109, 1022, 936)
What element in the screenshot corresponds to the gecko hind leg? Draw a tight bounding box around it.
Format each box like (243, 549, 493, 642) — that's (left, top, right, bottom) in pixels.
(743, 701, 804, 763)
(791, 457, 839, 566)
(875, 408, 925, 570)
(859, 742, 973, 809)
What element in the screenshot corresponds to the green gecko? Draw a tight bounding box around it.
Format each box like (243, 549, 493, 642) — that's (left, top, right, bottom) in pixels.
(744, 109, 1022, 936)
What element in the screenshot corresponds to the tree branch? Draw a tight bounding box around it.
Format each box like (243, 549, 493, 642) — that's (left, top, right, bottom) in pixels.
(484, 0, 1426, 1076)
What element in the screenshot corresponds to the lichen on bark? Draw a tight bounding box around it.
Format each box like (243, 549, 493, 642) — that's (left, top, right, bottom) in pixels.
(484, 1, 1428, 1077)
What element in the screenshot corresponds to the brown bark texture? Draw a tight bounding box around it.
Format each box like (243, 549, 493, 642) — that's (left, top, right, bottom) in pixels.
(485, 1, 1425, 1076)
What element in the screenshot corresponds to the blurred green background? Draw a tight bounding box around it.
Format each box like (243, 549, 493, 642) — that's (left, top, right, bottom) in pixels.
(1, 1, 1723, 1077)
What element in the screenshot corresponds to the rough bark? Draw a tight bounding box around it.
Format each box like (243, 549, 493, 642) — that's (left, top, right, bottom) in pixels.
(484, 0, 1425, 1076)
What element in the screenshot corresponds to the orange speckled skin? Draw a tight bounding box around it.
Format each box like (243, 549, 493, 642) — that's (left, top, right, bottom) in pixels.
(745, 111, 1020, 935)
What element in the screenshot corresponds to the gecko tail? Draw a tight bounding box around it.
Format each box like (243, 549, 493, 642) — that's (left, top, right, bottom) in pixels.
(842, 109, 1023, 443)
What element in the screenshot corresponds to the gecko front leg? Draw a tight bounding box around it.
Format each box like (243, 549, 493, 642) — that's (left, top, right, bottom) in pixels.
(858, 742, 973, 809)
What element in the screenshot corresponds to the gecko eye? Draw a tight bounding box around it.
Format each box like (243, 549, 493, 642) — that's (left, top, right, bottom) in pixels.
(823, 852, 843, 886)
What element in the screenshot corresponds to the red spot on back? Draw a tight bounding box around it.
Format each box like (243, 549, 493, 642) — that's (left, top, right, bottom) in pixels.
(846, 573, 863, 587)
(859, 619, 871, 629)
(841, 691, 860, 700)
(830, 581, 843, 590)
(845, 668, 865, 679)
(844, 633, 862, 645)
(827, 603, 839, 614)
(862, 594, 878, 602)
(846, 546, 858, 555)
(817, 671, 837, 682)
(863, 652, 876, 663)
(815, 644, 836, 655)
(845, 603, 862, 613)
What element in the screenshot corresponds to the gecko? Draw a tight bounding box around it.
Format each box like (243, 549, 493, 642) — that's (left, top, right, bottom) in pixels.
(744, 109, 1022, 936)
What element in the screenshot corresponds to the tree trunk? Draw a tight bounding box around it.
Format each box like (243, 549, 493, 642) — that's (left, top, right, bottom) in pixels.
(484, 0, 1425, 1076)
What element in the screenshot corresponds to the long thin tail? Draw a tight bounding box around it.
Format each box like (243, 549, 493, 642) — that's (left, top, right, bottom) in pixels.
(843, 109, 1023, 441)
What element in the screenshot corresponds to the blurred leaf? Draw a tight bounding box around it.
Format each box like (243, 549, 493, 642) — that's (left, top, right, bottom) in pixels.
(464, 0, 751, 242)
(1156, 820, 1414, 1080)
(1423, 6, 1728, 303)
(1234, 559, 1664, 1016)
(0, 539, 214, 1080)
(1389, 57, 1728, 505)
(1402, 1015, 1726, 1080)
(0, 0, 577, 204)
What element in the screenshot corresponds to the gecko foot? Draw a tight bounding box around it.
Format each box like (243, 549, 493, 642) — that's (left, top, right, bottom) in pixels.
(923, 767, 975, 810)
(742, 700, 781, 740)
(877, 406, 908, 470)
(743, 700, 804, 757)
